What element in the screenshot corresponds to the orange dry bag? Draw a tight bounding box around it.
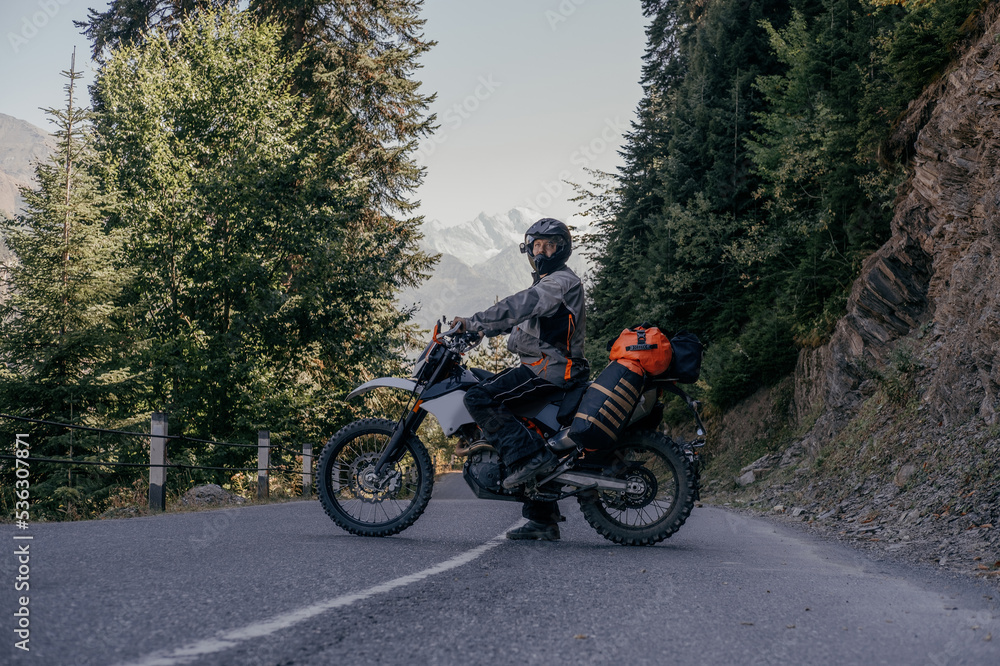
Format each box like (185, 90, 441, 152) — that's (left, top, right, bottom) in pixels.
(608, 325, 673, 376)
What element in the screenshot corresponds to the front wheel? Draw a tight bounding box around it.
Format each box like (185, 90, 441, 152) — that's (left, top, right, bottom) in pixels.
(317, 418, 434, 537)
(578, 430, 697, 546)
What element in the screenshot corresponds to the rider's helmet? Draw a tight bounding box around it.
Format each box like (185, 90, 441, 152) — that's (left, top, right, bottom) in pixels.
(520, 218, 572, 276)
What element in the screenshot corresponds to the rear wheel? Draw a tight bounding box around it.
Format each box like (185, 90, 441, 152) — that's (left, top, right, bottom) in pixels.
(578, 430, 696, 546)
(317, 418, 434, 537)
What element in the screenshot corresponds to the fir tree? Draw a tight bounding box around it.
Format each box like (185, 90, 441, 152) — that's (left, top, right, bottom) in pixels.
(94, 10, 343, 449)
(588, 0, 792, 356)
(80, 1, 436, 295)
(82, 1, 437, 435)
(0, 53, 134, 518)
(585, 1, 692, 364)
(250, 1, 439, 363)
(78, 0, 233, 59)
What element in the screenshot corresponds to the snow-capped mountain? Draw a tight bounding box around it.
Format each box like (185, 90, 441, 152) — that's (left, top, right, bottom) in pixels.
(420, 207, 541, 266)
(400, 208, 593, 330)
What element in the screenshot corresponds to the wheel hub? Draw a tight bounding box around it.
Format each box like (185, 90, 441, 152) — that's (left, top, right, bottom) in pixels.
(349, 452, 402, 502)
(620, 466, 658, 508)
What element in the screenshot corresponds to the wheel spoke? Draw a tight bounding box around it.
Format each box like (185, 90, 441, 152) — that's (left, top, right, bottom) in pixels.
(593, 440, 686, 530)
(317, 420, 433, 534)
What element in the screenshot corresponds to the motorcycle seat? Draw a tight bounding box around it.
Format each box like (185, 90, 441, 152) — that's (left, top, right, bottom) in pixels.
(469, 367, 495, 381)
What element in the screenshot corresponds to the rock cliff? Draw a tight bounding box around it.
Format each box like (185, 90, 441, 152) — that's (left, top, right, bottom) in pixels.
(801, 1, 1000, 431)
(708, 3, 1000, 579)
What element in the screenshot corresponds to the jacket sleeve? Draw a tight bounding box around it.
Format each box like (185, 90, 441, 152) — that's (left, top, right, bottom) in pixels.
(465, 275, 569, 336)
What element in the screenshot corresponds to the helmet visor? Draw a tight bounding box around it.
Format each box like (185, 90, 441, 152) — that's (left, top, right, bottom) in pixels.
(525, 234, 562, 257)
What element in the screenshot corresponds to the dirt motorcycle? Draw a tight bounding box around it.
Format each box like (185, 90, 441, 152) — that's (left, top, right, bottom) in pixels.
(316, 322, 706, 545)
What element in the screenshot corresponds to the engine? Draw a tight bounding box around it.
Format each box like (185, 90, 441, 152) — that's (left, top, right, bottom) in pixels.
(463, 447, 507, 497)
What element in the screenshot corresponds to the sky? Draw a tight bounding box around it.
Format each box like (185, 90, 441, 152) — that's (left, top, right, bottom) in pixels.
(0, 0, 649, 227)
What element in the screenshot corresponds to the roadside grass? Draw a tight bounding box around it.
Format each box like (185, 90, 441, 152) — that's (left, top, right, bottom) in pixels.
(697, 379, 802, 497)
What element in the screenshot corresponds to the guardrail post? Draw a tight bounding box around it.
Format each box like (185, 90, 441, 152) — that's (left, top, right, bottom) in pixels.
(257, 430, 269, 500)
(149, 412, 168, 511)
(302, 442, 313, 498)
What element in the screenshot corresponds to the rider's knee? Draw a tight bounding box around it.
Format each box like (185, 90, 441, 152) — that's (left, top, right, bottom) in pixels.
(463, 385, 490, 410)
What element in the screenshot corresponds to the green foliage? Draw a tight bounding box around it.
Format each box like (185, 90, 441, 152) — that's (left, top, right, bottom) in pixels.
(703, 310, 798, 408)
(585, 0, 982, 411)
(465, 334, 519, 375)
(80, 0, 234, 60)
(870, 340, 922, 406)
(588, 0, 793, 354)
(3, 3, 437, 520)
(0, 57, 143, 519)
(744, 2, 894, 348)
(95, 10, 351, 446)
(887, 0, 983, 107)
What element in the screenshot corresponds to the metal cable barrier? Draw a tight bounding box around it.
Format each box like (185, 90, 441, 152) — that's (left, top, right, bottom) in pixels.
(0, 412, 317, 512)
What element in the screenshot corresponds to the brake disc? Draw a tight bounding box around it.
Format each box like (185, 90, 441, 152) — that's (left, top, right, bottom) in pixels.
(349, 452, 402, 503)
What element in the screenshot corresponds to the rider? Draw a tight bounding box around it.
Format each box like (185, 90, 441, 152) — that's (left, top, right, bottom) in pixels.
(452, 218, 588, 541)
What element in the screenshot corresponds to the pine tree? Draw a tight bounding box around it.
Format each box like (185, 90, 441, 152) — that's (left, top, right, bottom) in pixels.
(92, 10, 335, 449)
(588, 0, 792, 356)
(250, 1, 439, 359)
(80, 1, 436, 295)
(0, 53, 134, 518)
(78, 0, 233, 59)
(586, 1, 691, 364)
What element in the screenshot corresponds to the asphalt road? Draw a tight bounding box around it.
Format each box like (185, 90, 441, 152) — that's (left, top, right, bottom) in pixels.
(432, 471, 477, 500)
(2, 482, 998, 665)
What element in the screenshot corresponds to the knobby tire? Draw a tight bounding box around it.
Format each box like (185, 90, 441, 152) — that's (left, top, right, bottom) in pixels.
(578, 430, 697, 546)
(317, 418, 434, 537)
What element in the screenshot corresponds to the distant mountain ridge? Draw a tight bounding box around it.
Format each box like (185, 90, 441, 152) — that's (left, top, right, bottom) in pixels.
(401, 208, 590, 330)
(0, 113, 55, 219)
(420, 207, 540, 266)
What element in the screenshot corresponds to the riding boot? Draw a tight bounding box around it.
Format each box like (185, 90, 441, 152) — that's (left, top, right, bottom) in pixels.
(506, 520, 560, 541)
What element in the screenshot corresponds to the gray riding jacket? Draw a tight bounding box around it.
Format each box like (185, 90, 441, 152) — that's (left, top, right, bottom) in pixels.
(465, 266, 589, 387)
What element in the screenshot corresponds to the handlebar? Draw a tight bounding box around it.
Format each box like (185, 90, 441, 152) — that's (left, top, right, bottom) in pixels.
(440, 323, 463, 337)
(433, 319, 483, 353)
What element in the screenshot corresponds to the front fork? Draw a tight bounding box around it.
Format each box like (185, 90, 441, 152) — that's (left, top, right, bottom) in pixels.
(374, 405, 428, 475)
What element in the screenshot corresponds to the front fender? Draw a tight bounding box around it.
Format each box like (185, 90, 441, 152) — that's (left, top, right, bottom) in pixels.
(346, 377, 418, 400)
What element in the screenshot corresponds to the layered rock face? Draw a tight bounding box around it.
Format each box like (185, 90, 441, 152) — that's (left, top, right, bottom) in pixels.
(797, 5, 1000, 434)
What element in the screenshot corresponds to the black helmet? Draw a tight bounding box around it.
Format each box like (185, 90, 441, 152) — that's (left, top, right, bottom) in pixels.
(520, 218, 572, 275)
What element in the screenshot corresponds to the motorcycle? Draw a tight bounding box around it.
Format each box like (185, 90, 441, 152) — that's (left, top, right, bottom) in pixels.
(316, 322, 706, 545)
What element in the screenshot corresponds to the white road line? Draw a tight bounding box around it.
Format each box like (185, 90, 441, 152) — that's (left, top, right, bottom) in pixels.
(119, 522, 523, 666)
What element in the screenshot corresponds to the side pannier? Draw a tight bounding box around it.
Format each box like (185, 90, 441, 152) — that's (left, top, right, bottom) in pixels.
(568, 359, 645, 450)
(663, 329, 703, 384)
